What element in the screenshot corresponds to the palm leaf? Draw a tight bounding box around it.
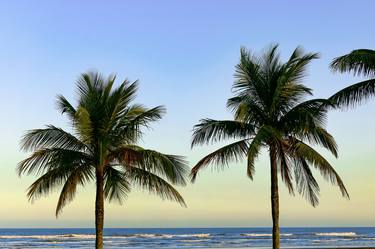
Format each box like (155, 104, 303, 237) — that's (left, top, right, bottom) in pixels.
(293, 157, 320, 206)
(190, 139, 249, 182)
(125, 166, 186, 206)
(55, 165, 94, 217)
(289, 138, 349, 199)
(328, 79, 375, 109)
(21, 126, 87, 152)
(191, 119, 254, 147)
(330, 49, 375, 77)
(17, 148, 92, 176)
(103, 166, 131, 204)
(112, 145, 188, 186)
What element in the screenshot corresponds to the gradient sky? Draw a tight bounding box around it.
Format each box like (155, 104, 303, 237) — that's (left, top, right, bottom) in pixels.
(0, 0, 374, 228)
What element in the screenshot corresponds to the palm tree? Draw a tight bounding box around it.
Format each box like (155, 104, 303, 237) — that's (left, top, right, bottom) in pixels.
(18, 72, 188, 249)
(329, 49, 375, 108)
(190, 45, 349, 249)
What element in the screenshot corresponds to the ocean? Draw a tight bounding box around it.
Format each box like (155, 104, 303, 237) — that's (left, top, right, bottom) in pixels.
(0, 227, 374, 248)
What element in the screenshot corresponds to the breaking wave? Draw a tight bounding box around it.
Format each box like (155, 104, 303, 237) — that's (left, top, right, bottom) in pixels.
(315, 232, 357, 237)
(241, 233, 293, 237)
(0, 233, 211, 240)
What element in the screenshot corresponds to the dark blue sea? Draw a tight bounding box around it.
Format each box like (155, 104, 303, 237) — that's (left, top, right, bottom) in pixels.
(0, 227, 374, 248)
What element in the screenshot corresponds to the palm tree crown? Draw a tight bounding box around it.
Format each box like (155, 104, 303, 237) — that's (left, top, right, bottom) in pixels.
(192, 45, 348, 204)
(18, 72, 188, 216)
(191, 45, 349, 249)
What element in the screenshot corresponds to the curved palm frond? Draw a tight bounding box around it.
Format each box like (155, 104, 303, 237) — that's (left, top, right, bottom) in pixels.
(112, 145, 188, 186)
(269, 48, 318, 116)
(328, 79, 375, 109)
(111, 105, 166, 145)
(125, 105, 166, 128)
(26, 166, 73, 202)
(56, 95, 76, 121)
(293, 157, 320, 206)
(296, 127, 338, 158)
(104, 79, 139, 129)
(104, 166, 131, 204)
(26, 162, 93, 204)
(284, 48, 320, 83)
(191, 119, 254, 147)
(190, 139, 249, 182)
(21, 126, 87, 152)
(75, 106, 94, 144)
(276, 142, 294, 194)
(330, 49, 375, 77)
(17, 148, 92, 176)
(246, 125, 281, 179)
(227, 95, 266, 125)
(55, 165, 94, 217)
(125, 166, 186, 206)
(288, 138, 349, 199)
(76, 72, 104, 106)
(279, 98, 330, 129)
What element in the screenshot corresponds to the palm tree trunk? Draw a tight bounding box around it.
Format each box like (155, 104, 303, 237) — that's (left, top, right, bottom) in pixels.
(95, 168, 104, 249)
(270, 145, 280, 249)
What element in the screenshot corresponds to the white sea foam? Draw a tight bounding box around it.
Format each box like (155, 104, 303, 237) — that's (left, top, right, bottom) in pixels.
(175, 233, 210, 238)
(241, 233, 293, 237)
(0, 233, 211, 240)
(315, 232, 357, 237)
(0, 234, 96, 239)
(110, 233, 210, 239)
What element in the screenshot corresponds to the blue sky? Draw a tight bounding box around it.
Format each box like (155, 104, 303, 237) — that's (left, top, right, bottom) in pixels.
(0, 0, 374, 228)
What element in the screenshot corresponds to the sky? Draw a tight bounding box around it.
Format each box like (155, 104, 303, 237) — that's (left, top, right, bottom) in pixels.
(0, 0, 374, 228)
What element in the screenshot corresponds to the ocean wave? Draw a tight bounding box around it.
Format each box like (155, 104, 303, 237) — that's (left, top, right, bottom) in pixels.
(0, 234, 96, 240)
(113, 233, 210, 239)
(315, 232, 357, 237)
(0, 233, 211, 240)
(241, 233, 293, 237)
(175, 233, 210, 238)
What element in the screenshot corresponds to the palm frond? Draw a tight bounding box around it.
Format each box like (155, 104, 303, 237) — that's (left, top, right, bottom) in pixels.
(56, 95, 76, 121)
(190, 139, 249, 182)
(328, 79, 375, 109)
(113, 145, 188, 186)
(125, 166, 186, 206)
(277, 143, 294, 194)
(55, 165, 94, 217)
(293, 157, 320, 206)
(283, 48, 319, 83)
(233, 47, 266, 108)
(17, 148, 92, 176)
(191, 119, 254, 147)
(227, 95, 265, 125)
(296, 127, 338, 158)
(104, 79, 139, 129)
(330, 49, 375, 77)
(104, 166, 131, 204)
(75, 106, 93, 144)
(279, 98, 331, 130)
(111, 105, 166, 145)
(21, 126, 87, 152)
(289, 138, 349, 199)
(126, 105, 166, 128)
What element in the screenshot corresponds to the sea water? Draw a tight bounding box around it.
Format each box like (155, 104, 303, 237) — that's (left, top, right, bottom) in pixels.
(0, 227, 374, 248)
